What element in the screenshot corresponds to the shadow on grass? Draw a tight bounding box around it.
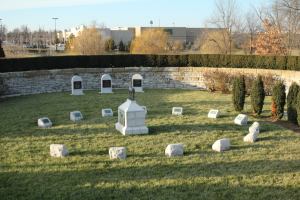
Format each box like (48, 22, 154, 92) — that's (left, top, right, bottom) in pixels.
(1, 159, 299, 199)
(149, 123, 248, 134)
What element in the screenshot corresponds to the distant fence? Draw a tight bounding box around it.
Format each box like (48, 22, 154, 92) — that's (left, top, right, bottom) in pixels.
(0, 54, 299, 73)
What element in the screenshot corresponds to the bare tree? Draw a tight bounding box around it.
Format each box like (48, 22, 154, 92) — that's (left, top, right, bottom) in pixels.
(280, 0, 300, 10)
(244, 11, 261, 54)
(207, 0, 241, 54)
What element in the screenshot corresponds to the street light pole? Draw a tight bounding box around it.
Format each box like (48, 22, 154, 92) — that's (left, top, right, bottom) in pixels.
(52, 17, 58, 51)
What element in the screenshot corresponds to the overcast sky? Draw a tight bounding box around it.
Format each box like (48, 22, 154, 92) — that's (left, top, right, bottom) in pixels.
(0, 0, 270, 31)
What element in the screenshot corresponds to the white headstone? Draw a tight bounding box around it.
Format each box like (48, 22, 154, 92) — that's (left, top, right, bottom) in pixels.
(71, 75, 84, 95)
(102, 108, 113, 117)
(70, 111, 83, 122)
(244, 122, 260, 143)
(243, 132, 258, 143)
(165, 144, 184, 157)
(208, 109, 220, 119)
(38, 117, 52, 128)
(50, 144, 69, 157)
(172, 107, 183, 115)
(212, 138, 230, 152)
(100, 74, 113, 94)
(115, 99, 149, 135)
(132, 74, 144, 92)
(109, 147, 126, 159)
(249, 122, 260, 135)
(234, 114, 248, 125)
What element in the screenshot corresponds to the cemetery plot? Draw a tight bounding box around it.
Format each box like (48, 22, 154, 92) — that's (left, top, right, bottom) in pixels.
(1, 89, 299, 200)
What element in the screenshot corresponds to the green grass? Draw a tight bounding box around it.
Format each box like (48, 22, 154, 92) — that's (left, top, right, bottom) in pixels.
(0, 89, 299, 200)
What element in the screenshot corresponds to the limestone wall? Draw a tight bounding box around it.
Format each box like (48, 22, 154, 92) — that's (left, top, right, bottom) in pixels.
(0, 67, 299, 96)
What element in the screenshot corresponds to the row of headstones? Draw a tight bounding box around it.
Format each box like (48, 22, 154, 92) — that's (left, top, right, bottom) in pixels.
(37, 107, 148, 128)
(50, 121, 260, 159)
(72, 74, 144, 95)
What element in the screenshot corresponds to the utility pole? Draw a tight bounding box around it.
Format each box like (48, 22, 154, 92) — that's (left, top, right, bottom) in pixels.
(52, 17, 58, 51)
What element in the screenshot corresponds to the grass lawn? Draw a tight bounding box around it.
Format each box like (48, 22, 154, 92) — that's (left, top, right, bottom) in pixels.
(0, 89, 299, 200)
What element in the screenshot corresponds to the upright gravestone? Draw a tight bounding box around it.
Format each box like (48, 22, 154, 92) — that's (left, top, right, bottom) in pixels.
(132, 74, 144, 92)
(100, 74, 113, 94)
(71, 75, 84, 95)
(115, 87, 148, 135)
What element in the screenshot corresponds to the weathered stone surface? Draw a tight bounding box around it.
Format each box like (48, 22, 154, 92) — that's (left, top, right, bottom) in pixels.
(165, 144, 184, 157)
(1, 67, 298, 96)
(212, 138, 230, 152)
(109, 147, 126, 159)
(50, 144, 69, 157)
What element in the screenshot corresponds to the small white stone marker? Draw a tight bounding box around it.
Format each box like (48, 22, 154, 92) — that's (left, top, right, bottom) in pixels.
(102, 108, 113, 117)
(165, 144, 184, 157)
(50, 144, 69, 157)
(172, 107, 183, 115)
(244, 122, 260, 143)
(109, 147, 127, 159)
(208, 109, 220, 119)
(38, 117, 52, 128)
(249, 122, 260, 135)
(141, 106, 147, 114)
(234, 114, 248, 125)
(212, 138, 230, 152)
(70, 111, 83, 122)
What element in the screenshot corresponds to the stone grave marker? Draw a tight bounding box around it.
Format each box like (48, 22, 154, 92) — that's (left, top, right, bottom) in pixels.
(102, 108, 113, 117)
(115, 87, 148, 135)
(132, 74, 144, 92)
(71, 75, 84, 95)
(172, 107, 183, 115)
(234, 114, 248, 125)
(109, 147, 126, 159)
(244, 122, 260, 143)
(70, 111, 83, 122)
(208, 109, 220, 119)
(165, 144, 184, 157)
(100, 74, 113, 94)
(212, 138, 230, 152)
(50, 144, 69, 157)
(38, 117, 52, 128)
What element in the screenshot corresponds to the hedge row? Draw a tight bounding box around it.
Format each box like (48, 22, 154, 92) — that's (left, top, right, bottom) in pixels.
(0, 54, 300, 73)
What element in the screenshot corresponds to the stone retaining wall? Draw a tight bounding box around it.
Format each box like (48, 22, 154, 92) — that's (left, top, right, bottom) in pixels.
(0, 67, 299, 96)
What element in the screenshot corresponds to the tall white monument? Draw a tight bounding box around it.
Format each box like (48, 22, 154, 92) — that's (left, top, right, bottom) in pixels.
(100, 74, 113, 94)
(132, 74, 144, 92)
(115, 88, 148, 135)
(71, 75, 84, 95)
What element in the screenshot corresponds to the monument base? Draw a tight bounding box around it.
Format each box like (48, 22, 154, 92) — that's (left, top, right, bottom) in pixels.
(115, 122, 149, 135)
